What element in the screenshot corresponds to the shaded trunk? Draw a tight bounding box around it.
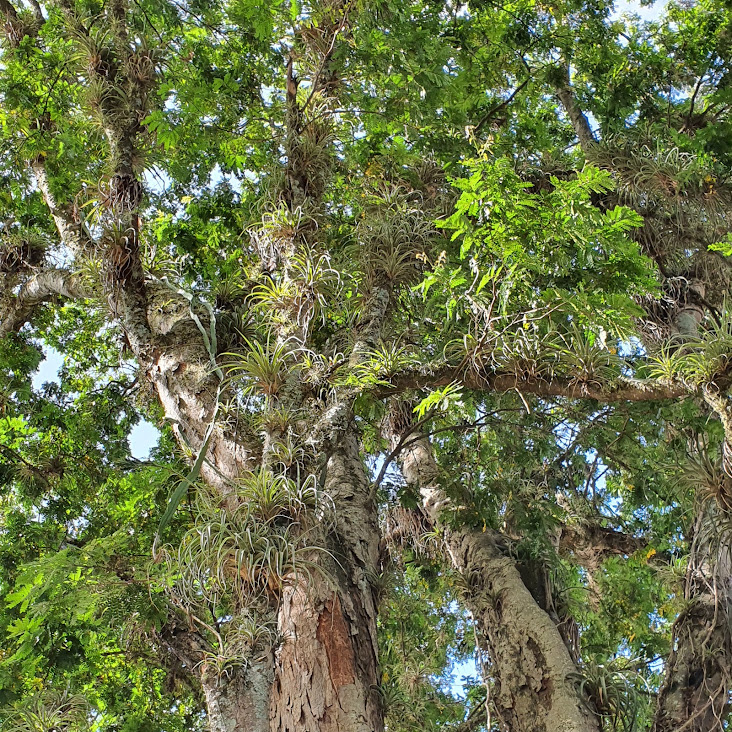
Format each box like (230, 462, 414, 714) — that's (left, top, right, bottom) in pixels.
(653, 504, 732, 732)
(201, 660, 273, 732)
(445, 529, 597, 732)
(396, 433, 599, 732)
(271, 413, 383, 732)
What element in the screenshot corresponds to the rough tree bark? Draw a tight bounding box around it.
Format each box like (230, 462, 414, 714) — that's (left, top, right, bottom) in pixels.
(271, 414, 382, 732)
(652, 501, 732, 732)
(390, 424, 600, 732)
(159, 615, 274, 732)
(201, 661, 273, 732)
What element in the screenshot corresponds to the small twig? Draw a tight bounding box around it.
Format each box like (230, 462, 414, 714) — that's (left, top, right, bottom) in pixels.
(474, 77, 530, 133)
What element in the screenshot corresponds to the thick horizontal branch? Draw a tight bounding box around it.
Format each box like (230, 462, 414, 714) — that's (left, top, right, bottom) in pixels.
(0, 268, 90, 334)
(559, 522, 647, 563)
(383, 364, 689, 404)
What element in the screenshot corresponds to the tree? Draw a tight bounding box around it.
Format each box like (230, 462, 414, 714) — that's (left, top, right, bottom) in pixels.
(2, 0, 732, 730)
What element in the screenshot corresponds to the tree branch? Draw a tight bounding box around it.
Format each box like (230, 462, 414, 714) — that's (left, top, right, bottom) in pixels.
(553, 63, 596, 152)
(31, 159, 91, 255)
(0, 268, 90, 334)
(559, 522, 647, 563)
(475, 78, 530, 133)
(384, 364, 689, 404)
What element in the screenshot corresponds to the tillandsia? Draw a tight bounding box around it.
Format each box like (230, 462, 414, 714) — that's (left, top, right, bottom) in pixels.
(4, 1, 732, 732)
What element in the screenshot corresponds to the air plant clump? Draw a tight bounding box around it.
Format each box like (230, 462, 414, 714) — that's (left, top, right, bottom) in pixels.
(590, 139, 732, 228)
(214, 275, 248, 309)
(250, 206, 308, 272)
(0, 234, 45, 275)
(682, 444, 732, 575)
(357, 184, 437, 291)
(286, 106, 336, 203)
(636, 277, 706, 346)
(165, 470, 331, 678)
(443, 332, 499, 383)
(255, 404, 298, 436)
(169, 470, 331, 614)
(1, 689, 90, 732)
(288, 248, 342, 321)
(549, 326, 621, 389)
(68, 20, 161, 132)
(217, 307, 257, 353)
(122, 44, 164, 92)
(223, 338, 297, 401)
(591, 140, 732, 312)
(200, 610, 282, 679)
(69, 26, 117, 78)
(381, 504, 438, 560)
(350, 343, 418, 387)
(2, 11, 36, 48)
(265, 431, 309, 476)
(104, 172, 144, 213)
(444, 322, 621, 390)
(101, 223, 139, 290)
(226, 611, 281, 656)
(299, 349, 346, 390)
(411, 157, 447, 201)
(79, 171, 144, 234)
(570, 657, 650, 732)
(250, 246, 343, 337)
(683, 450, 732, 514)
(647, 307, 732, 386)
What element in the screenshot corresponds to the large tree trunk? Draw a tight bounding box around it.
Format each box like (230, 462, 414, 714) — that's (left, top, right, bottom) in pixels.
(395, 431, 599, 732)
(652, 503, 732, 732)
(445, 529, 598, 732)
(147, 316, 383, 731)
(271, 411, 383, 732)
(201, 661, 273, 732)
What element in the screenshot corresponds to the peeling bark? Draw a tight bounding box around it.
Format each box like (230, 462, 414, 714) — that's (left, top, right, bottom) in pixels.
(271, 415, 383, 732)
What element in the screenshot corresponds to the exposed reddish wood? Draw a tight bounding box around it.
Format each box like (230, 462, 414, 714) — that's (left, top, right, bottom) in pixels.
(317, 596, 356, 688)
